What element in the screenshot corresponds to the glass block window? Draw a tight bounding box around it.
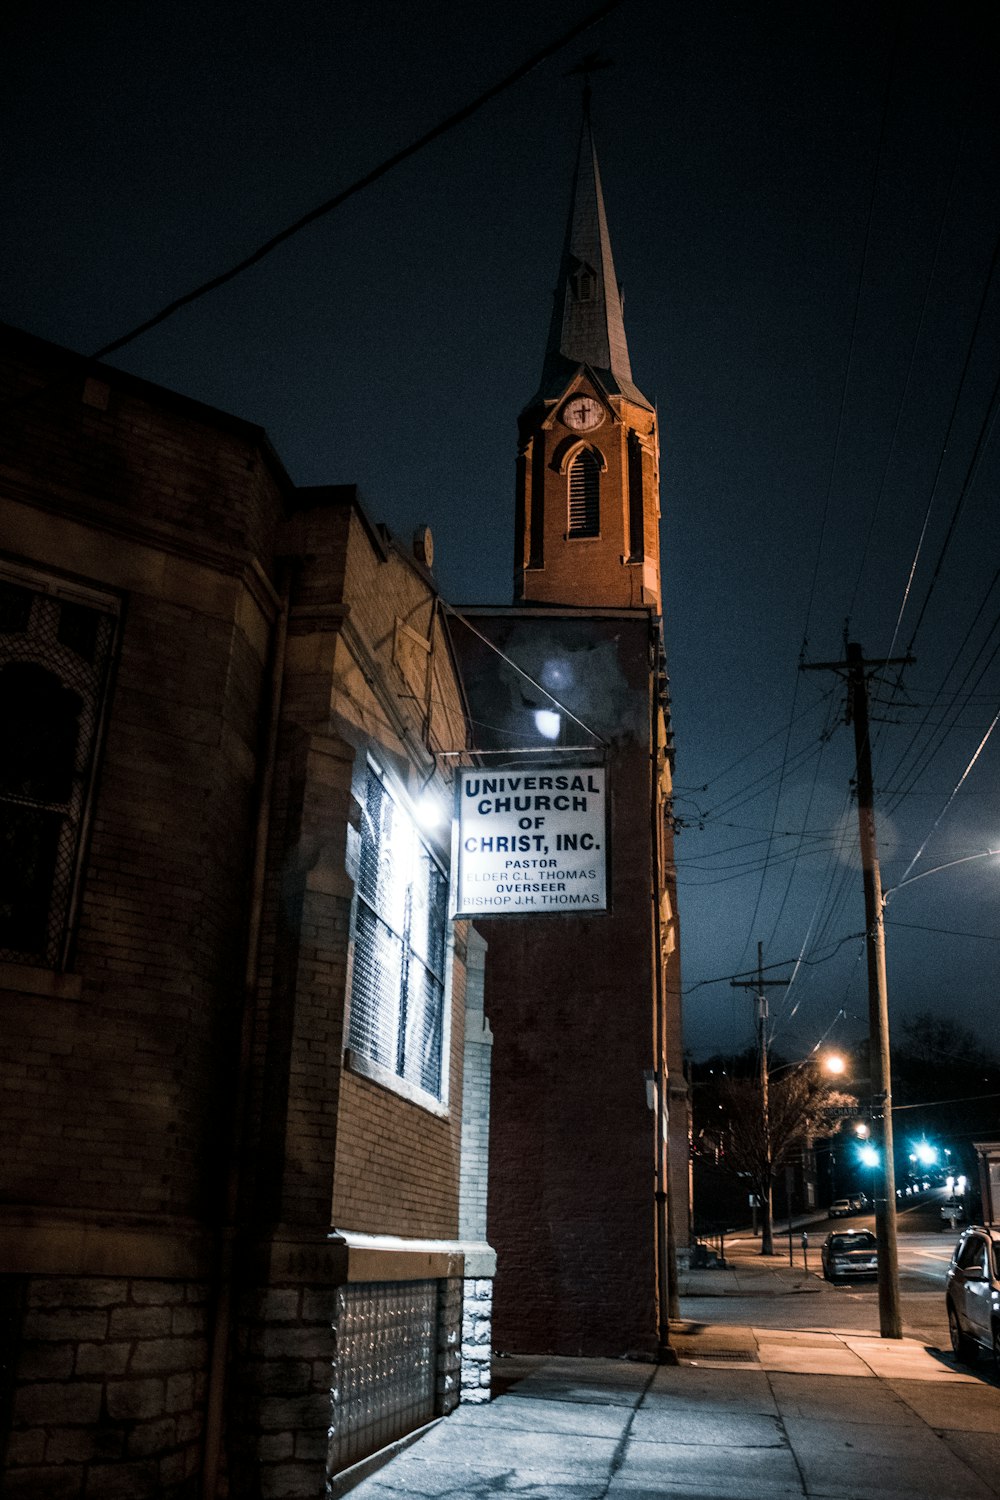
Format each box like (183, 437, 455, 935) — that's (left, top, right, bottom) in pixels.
(330, 1279, 438, 1472)
(568, 448, 601, 537)
(348, 765, 448, 1099)
(0, 570, 118, 967)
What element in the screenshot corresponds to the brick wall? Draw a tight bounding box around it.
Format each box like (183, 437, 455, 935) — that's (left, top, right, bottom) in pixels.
(0, 326, 286, 1493)
(0, 331, 479, 1496)
(455, 611, 664, 1358)
(515, 387, 661, 612)
(0, 327, 283, 564)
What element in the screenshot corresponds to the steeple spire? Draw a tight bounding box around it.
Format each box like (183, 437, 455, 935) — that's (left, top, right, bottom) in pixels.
(535, 113, 651, 411)
(513, 100, 662, 613)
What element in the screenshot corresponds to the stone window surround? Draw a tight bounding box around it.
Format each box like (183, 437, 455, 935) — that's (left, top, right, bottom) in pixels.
(0, 557, 120, 978)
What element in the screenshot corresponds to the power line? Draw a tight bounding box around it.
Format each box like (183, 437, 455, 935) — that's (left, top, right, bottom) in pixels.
(673, 687, 834, 794)
(844, 94, 974, 627)
(0, 1, 622, 407)
(735, 15, 901, 969)
(885, 918, 1000, 944)
(682, 929, 866, 996)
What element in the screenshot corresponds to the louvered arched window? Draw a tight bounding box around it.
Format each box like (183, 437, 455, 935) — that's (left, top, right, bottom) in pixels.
(567, 449, 600, 537)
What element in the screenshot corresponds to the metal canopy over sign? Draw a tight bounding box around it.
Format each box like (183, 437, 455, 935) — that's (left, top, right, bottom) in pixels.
(452, 764, 608, 917)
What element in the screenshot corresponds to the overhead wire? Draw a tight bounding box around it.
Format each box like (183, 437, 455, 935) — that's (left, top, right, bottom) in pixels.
(843, 99, 973, 627)
(0, 0, 622, 415)
(882, 603, 1000, 809)
(889, 703, 1000, 893)
(673, 686, 835, 794)
(734, 10, 902, 965)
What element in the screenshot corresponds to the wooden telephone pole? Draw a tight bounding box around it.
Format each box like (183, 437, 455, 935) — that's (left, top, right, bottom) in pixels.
(802, 641, 912, 1339)
(731, 943, 790, 1256)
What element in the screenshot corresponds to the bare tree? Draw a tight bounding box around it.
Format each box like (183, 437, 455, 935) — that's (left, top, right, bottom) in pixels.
(718, 1065, 856, 1255)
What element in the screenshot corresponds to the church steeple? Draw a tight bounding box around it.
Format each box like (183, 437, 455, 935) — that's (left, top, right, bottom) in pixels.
(535, 114, 652, 412)
(513, 114, 662, 613)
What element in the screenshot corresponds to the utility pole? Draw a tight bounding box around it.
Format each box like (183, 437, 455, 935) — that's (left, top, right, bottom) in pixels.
(802, 641, 912, 1339)
(731, 943, 790, 1256)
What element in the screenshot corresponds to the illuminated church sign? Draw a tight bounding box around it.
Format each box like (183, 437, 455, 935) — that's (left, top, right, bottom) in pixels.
(452, 765, 608, 917)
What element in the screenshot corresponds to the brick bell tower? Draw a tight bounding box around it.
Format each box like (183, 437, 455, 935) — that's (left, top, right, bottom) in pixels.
(514, 108, 661, 611)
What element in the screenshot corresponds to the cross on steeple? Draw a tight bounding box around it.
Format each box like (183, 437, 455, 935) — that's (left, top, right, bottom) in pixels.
(512, 99, 662, 613)
(565, 50, 615, 119)
(533, 79, 651, 412)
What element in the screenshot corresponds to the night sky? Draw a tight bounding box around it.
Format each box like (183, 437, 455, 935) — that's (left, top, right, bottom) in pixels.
(4, 0, 999, 1065)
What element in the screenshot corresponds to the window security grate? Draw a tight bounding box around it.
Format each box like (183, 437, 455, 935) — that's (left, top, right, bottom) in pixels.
(348, 768, 447, 1097)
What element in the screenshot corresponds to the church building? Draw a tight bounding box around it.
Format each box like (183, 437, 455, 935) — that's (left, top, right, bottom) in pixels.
(452, 110, 688, 1359)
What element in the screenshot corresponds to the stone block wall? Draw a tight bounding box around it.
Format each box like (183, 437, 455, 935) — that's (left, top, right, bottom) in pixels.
(460, 1279, 493, 1403)
(231, 1278, 338, 1500)
(435, 1279, 462, 1418)
(3, 1274, 208, 1499)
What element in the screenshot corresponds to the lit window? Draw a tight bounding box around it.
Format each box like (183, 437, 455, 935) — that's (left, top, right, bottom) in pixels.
(348, 766, 448, 1099)
(568, 449, 600, 537)
(0, 572, 118, 967)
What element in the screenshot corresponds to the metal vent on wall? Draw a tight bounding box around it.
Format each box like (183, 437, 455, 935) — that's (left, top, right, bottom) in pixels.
(568, 449, 600, 537)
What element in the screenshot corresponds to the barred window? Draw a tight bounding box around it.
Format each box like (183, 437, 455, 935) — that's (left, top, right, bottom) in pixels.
(568, 449, 601, 537)
(348, 766, 448, 1100)
(0, 570, 118, 968)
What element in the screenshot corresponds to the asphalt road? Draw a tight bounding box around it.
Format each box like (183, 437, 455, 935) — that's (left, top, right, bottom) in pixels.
(685, 1187, 970, 1350)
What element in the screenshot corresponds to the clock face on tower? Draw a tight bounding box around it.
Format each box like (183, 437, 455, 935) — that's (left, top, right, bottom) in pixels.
(562, 395, 604, 431)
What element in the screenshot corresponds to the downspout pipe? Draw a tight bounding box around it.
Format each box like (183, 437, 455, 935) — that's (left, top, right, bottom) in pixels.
(201, 563, 292, 1499)
(649, 619, 678, 1364)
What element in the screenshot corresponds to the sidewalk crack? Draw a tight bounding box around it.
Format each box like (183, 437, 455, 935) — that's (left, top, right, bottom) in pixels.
(592, 1363, 659, 1500)
(763, 1366, 809, 1497)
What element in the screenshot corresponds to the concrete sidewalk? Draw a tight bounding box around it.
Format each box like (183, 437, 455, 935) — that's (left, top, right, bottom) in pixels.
(678, 1237, 833, 1301)
(337, 1331, 1000, 1499)
(335, 1238, 999, 1499)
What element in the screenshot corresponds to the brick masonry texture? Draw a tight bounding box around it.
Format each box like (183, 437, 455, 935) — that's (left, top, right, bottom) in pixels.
(4, 1275, 208, 1499)
(0, 329, 480, 1498)
(515, 386, 661, 613)
(455, 611, 686, 1359)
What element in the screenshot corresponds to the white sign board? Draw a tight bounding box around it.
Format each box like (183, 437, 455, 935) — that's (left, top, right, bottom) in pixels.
(452, 765, 608, 917)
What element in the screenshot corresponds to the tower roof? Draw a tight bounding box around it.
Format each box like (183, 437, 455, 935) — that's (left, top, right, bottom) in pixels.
(533, 115, 652, 412)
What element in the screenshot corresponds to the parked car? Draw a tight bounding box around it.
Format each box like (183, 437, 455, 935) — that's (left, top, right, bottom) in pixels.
(945, 1226, 1000, 1366)
(829, 1198, 853, 1218)
(822, 1230, 878, 1281)
(849, 1193, 868, 1211)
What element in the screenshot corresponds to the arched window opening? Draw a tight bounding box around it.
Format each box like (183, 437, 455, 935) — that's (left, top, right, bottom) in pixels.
(568, 449, 601, 537)
(571, 267, 596, 302)
(0, 578, 117, 966)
